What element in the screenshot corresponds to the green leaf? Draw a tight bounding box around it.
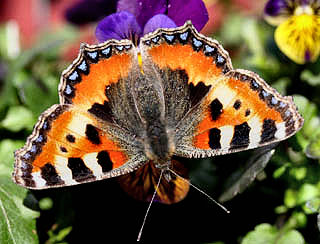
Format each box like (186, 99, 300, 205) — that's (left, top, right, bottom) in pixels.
(12, 72, 59, 117)
(277, 230, 305, 244)
(242, 223, 277, 244)
(47, 226, 72, 244)
(301, 70, 320, 86)
(1, 106, 35, 132)
(306, 197, 320, 212)
(0, 139, 39, 244)
(219, 146, 275, 202)
(289, 167, 307, 180)
(242, 223, 305, 244)
(306, 135, 320, 159)
(292, 95, 320, 150)
(284, 189, 297, 208)
(297, 184, 320, 205)
(273, 164, 289, 178)
(39, 197, 53, 211)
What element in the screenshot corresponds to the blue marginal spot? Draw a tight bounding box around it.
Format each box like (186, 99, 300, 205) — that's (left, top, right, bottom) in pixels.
(261, 90, 270, 98)
(192, 38, 203, 48)
(87, 51, 98, 59)
(279, 101, 286, 108)
(69, 71, 79, 81)
(35, 135, 43, 143)
(271, 96, 278, 105)
(151, 36, 160, 43)
(164, 34, 174, 42)
(115, 45, 124, 51)
(78, 60, 87, 72)
(30, 145, 37, 153)
(65, 85, 73, 95)
(216, 55, 225, 64)
(102, 47, 111, 56)
(204, 45, 215, 53)
(179, 32, 189, 41)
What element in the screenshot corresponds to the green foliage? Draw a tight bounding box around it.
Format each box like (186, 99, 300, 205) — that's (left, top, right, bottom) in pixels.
(0, 140, 39, 244)
(242, 223, 304, 244)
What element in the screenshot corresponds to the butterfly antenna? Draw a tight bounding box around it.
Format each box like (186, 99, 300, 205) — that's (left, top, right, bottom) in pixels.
(137, 169, 164, 241)
(167, 168, 230, 214)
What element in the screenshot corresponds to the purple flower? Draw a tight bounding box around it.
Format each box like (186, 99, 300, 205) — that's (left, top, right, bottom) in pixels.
(65, 0, 118, 25)
(95, 0, 208, 43)
(264, 0, 320, 64)
(264, 0, 289, 17)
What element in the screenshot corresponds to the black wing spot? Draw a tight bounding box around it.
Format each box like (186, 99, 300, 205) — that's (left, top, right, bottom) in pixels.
(88, 101, 113, 123)
(41, 163, 64, 186)
(230, 122, 251, 149)
(233, 100, 241, 110)
(210, 98, 223, 121)
(97, 151, 113, 173)
(85, 124, 101, 145)
(260, 119, 277, 144)
(66, 134, 75, 143)
(68, 158, 95, 182)
(209, 128, 221, 149)
(189, 81, 211, 107)
(245, 109, 251, 117)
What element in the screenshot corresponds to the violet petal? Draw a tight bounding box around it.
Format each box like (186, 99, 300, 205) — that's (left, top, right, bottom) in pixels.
(65, 0, 118, 25)
(95, 11, 142, 42)
(167, 0, 208, 31)
(305, 50, 311, 62)
(117, 0, 167, 28)
(143, 14, 177, 34)
(264, 0, 289, 17)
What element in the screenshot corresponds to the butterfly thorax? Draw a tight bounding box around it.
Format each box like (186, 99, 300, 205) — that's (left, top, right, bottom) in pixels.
(130, 70, 176, 168)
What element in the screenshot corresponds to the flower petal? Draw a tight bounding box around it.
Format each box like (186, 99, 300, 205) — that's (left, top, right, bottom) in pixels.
(143, 14, 176, 34)
(264, 0, 291, 26)
(117, 0, 167, 28)
(65, 0, 118, 25)
(167, 0, 208, 31)
(264, 0, 289, 16)
(95, 11, 142, 43)
(275, 15, 320, 64)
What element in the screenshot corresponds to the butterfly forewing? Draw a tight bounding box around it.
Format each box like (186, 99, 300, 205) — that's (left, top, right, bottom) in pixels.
(13, 40, 149, 189)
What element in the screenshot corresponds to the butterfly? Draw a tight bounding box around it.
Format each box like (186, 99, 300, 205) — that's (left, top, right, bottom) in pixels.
(13, 21, 303, 204)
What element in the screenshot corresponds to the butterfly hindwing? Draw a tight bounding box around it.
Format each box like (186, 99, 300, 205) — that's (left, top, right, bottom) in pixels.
(118, 159, 189, 204)
(13, 104, 146, 189)
(175, 69, 304, 158)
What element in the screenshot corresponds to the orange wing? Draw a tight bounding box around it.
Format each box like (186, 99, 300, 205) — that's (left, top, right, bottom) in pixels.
(59, 40, 138, 111)
(139, 22, 303, 158)
(13, 105, 147, 189)
(14, 39, 149, 189)
(140, 22, 233, 127)
(176, 69, 304, 157)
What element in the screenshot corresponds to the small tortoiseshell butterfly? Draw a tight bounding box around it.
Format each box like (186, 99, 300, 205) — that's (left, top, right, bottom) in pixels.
(13, 22, 303, 204)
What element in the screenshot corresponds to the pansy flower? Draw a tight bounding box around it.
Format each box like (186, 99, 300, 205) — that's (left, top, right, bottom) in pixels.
(95, 0, 209, 44)
(264, 0, 320, 64)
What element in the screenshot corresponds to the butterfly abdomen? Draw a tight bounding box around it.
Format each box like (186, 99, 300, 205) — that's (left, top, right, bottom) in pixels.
(145, 120, 171, 162)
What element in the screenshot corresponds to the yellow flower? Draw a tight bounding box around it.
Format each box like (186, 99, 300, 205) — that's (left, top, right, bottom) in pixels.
(264, 0, 320, 64)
